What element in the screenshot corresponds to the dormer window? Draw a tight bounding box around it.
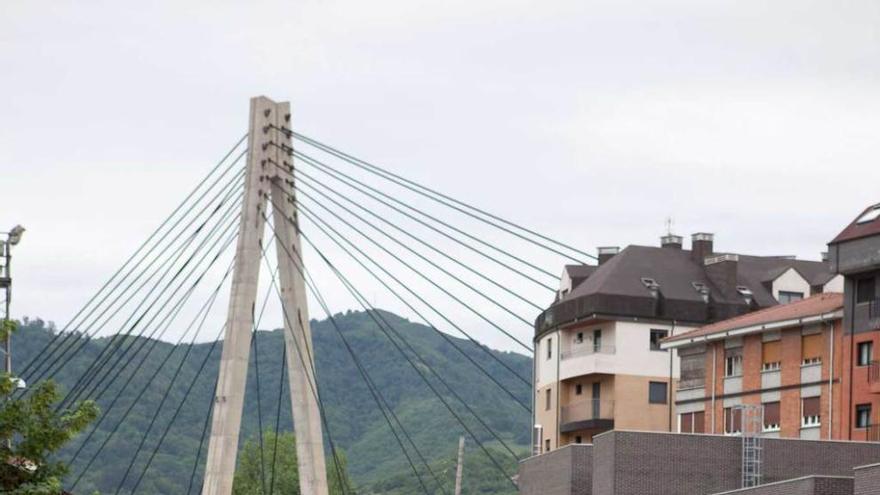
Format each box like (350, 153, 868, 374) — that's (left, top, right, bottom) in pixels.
(641, 277, 660, 290)
(856, 205, 880, 224)
(736, 286, 753, 297)
(692, 282, 710, 302)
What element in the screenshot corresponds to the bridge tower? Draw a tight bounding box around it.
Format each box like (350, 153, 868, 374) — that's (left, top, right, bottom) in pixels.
(201, 96, 328, 495)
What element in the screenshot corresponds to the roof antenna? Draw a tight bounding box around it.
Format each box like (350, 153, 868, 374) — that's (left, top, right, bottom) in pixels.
(665, 216, 675, 236)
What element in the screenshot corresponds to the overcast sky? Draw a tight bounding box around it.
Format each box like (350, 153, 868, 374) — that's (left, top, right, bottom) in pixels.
(2, 0, 879, 354)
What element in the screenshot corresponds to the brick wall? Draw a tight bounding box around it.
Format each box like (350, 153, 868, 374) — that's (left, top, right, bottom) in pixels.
(711, 476, 854, 495)
(854, 463, 880, 495)
(518, 444, 592, 495)
(601, 431, 880, 495)
(518, 431, 880, 495)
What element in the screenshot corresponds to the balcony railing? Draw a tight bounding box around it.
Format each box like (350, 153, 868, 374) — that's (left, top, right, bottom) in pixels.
(866, 424, 880, 443)
(560, 344, 616, 361)
(560, 399, 615, 424)
(870, 361, 880, 384)
(854, 298, 880, 332)
(871, 299, 880, 319)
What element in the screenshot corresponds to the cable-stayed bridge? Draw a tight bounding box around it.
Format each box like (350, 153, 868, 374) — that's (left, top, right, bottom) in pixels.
(14, 96, 594, 495)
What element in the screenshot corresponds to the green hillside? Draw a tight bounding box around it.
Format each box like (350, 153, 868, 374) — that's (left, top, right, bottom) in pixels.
(12, 311, 531, 494)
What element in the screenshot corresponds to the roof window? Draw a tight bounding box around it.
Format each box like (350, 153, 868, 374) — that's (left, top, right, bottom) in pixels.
(856, 205, 880, 224)
(736, 286, 753, 297)
(641, 277, 660, 290)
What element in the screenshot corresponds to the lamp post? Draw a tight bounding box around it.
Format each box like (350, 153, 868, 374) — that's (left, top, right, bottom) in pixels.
(1, 225, 25, 376)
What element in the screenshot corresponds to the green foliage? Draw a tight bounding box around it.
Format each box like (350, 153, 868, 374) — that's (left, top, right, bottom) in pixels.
(233, 431, 354, 494)
(0, 376, 98, 493)
(0, 319, 17, 341)
(13, 312, 531, 494)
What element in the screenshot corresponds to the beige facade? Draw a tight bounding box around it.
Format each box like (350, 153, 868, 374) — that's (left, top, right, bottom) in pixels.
(534, 317, 694, 452)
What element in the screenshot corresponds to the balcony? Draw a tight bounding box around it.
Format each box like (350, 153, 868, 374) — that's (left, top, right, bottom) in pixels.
(866, 425, 880, 443)
(560, 399, 615, 434)
(853, 299, 880, 333)
(559, 345, 617, 381)
(869, 361, 880, 394)
(561, 344, 616, 360)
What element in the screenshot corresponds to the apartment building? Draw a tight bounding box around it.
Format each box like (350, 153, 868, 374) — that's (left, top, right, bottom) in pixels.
(534, 232, 839, 453)
(829, 201, 880, 442)
(661, 293, 844, 440)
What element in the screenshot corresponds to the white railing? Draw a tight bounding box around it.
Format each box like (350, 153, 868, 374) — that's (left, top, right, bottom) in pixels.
(560, 399, 615, 424)
(560, 344, 616, 360)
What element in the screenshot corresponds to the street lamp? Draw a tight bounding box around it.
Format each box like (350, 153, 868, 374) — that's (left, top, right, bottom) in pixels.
(2, 224, 25, 376)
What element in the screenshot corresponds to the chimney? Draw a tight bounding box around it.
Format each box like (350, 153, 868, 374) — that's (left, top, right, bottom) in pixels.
(661, 234, 683, 249)
(705, 254, 739, 294)
(691, 233, 714, 263)
(597, 246, 620, 265)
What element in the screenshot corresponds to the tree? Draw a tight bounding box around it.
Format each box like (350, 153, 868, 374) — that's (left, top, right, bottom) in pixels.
(233, 431, 354, 495)
(0, 375, 99, 494)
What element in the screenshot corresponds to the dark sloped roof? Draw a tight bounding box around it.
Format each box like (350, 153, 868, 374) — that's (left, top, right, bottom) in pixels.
(538, 244, 835, 337)
(664, 292, 842, 344)
(830, 202, 880, 244)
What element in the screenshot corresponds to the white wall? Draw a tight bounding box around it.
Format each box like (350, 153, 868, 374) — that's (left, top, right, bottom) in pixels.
(823, 274, 844, 294)
(557, 320, 696, 381)
(772, 267, 811, 302)
(535, 331, 560, 389)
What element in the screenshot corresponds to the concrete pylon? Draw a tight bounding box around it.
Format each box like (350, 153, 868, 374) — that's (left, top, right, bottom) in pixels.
(201, 96, 329, 495)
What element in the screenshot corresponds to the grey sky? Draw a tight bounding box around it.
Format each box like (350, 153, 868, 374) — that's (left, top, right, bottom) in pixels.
(2, 0, 879, 353)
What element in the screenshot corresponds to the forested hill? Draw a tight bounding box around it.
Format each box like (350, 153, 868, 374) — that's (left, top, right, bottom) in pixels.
(12, 311, 531, 494)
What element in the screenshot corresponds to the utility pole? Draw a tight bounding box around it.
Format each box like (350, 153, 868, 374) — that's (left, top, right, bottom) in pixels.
(454, 436, 465, 495)
(201, 97, 328, 495)
(0, 225, 25, 377)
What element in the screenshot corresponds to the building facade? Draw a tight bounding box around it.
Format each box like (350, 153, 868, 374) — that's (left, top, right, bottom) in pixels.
(829, 202, 880, 442)
(534, 233, 839, 453)
(662, 293, 845, 440)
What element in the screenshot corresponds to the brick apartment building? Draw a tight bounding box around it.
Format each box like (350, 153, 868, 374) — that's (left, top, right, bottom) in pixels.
(662, 202, 880, 442)
(661, 293, 845, 440)
(829, 202, 880, 442)
(534, 232, 840, 452)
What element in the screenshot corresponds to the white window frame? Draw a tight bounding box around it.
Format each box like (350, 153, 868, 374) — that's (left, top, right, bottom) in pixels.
(762, 423, 781, 433)
(725, 355, 743, 377)
(801, 357, 822, 367)
(802, 415, 821, 428)
(761, 361, 781, 372)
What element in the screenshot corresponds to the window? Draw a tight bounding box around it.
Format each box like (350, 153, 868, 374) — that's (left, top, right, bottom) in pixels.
(575, 384, 583, 396)
(802, 334, 822, 366)
(574, 435, 583, 444)
(778, 291, 804, 304)
(856, 205, 880, 224)
(763, 402, 781, 432)
(857, 341, 874, 367)
(546, 337, 553, 360)
(856, 404, 872, 429)
(593, 329, 602, 352)
(545, 389, 551, 411)
(724, 407, 742, 435)
(725, 353, 743, 377)
(545, 439, 550, 452)
(762, 340, 782, 372)
(737, 286, 754, 297)
(802, 397, 821, 427)
(648, 381, 668, 404)
(857, 277, 876, 304)
(575, 332, 584, 344)
(650, 329, 669, 351)
(680, 411, 705, 433)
